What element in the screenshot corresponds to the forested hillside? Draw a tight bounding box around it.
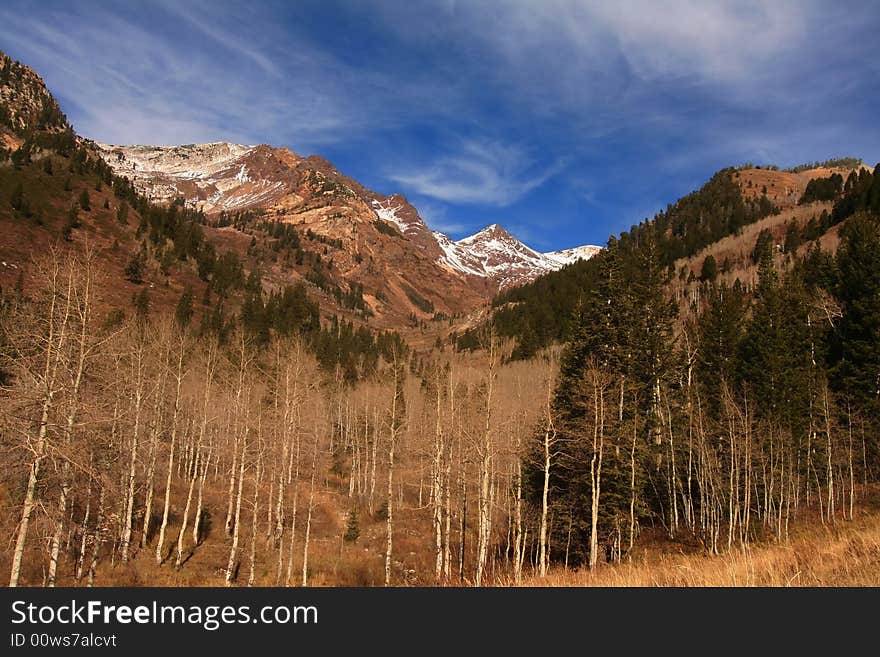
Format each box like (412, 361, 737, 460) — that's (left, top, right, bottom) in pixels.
(522, 166, 880, 566)
(480, 164, 871, 358)
(1, 51, 409, 384)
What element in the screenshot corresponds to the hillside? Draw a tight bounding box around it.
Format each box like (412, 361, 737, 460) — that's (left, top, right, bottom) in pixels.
(0, 50, 420, 381)
(478, 161, 870, 356)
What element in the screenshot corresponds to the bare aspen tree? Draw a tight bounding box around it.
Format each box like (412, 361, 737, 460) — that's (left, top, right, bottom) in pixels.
(443, 360, 457, 581)
(225, 335, 255, 539)
(86, 484, 106, 586)
(302, 422, 320, 587)
(175, 438, 199, 570)
(475, 334, 498, 586)
(847, 405, 855, 521)
(284, 341, 314, 587)
(430, 362, 446, 582)
(75, 468, 92, 582)
(141, 327, 171, 550)
(156, 328, 189, 564)
(192, 339, 218, 546)
(384, 352, 407, 586)
(225, 377, 251, 585)
(369, 406, 380, 512)
(121, 321, 149, 563)
(538, 361, 557, 578)
(284, 428, 301, 587)
(248, 428, 264, 587)
(48, 248, 98, 585)
(8, 248, 77, 587)
(629, 388, 640, 554)
(585, 364, 609, 569)
(512, 418, 524, 583)
(192, 431, 213, 545)
(821, 383, 835, 523)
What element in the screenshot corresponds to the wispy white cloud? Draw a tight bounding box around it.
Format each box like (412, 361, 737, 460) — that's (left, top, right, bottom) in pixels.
(157, 0, 281, 77)
(0, 2, 465, 150)
(388, 138, 564, 206)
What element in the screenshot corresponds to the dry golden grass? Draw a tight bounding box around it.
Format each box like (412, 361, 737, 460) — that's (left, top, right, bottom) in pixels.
(521, 513, 880, 587)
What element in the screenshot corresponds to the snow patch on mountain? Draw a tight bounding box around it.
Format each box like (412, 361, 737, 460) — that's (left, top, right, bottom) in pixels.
(543, 244, 604, 267)
(97, 142, 255, 178)
(434, 224, 601, 289)
(234, 164, 251, 183)
(433, 231, 487, 278)
(371, 198, 409, 233)
(94, 141, 291, 212)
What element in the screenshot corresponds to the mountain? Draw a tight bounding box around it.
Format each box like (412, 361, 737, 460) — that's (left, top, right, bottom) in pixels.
(4, 46, 603, 351)
(94, 141, 601, 295)
(95, 141, 601, 296)
(436, 224, 601, 290)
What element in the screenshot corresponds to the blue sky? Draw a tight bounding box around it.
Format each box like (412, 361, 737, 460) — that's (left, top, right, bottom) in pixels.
(2, 1, 878, 251)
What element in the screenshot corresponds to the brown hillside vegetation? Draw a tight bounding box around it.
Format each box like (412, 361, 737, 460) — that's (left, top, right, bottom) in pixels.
(670, 200, 837, 306)
(524, 503, 880, 587)
(735, 166, 857, 207)
(668, 164, 863, 318)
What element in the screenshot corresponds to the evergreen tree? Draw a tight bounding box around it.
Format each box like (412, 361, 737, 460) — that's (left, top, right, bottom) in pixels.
(125, 251, 145, 284)
(751, 228, 774, 264)
(700, 254, 718, 282)
(738, 251, 812, 428)
(132, 288, 150, 321)
(175, 287, 194, 328)
(696, 282, 746, 415)
(343, 509, 360, 543)
(78, 188, 90, 211)
(831, 212, 880, 411)
(784, 223, 802, 254)
(10, 182, 23, 212)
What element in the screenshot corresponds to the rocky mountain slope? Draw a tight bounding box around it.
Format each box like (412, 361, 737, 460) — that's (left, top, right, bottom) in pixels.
(95, 141, 601, 296)
(0, 52, 68, 149)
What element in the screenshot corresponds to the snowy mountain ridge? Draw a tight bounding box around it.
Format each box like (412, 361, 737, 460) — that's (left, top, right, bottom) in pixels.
(96, 141, 601, 291)
(435, 224, 601, 290)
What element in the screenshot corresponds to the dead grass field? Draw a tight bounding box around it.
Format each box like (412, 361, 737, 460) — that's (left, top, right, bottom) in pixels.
(521, 511, 880, 587)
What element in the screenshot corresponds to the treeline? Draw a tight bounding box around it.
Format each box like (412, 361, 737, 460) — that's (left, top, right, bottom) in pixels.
(522, 176, 880, 567)
(479, 168, 777, 358)
(785, 157, 863, 174)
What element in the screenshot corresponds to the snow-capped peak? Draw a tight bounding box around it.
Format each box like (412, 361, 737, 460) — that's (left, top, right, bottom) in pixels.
(434, 224, 602, 290)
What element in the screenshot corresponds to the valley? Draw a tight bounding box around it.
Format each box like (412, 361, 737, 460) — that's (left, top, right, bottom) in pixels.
(1, 48, 879, 589)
